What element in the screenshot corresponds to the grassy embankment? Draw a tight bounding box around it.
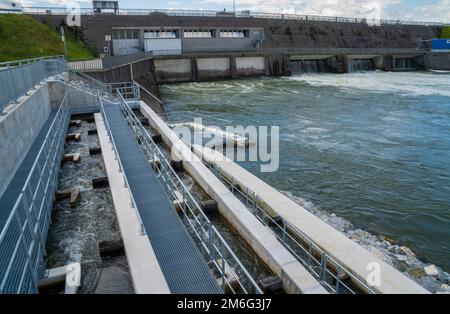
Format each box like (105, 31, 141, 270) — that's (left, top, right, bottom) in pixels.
(441, 25, 450, 38)
(0, 14, 94, 62)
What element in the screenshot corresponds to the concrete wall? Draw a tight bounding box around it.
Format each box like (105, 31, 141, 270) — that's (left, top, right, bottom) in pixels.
(197, 57, 230, 80)
(139, 102, 328, 294)
(0, 83, 51, 197)
(195, 147, 429, 294)
(85, 59, 164, 113)
(236, 56, 266, 76)
(421, 52, 450, 70)
(30, 14, 440, 56)
(154, 59, 192, 83)
(49, 80, 103, 114)
(152, 55, 268, 83)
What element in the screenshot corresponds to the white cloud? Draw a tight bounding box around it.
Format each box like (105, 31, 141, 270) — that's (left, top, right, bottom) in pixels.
(410, 0, 450, 22)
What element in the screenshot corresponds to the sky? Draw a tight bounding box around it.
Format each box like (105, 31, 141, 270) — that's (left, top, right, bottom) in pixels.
(14, 0, 450, 22)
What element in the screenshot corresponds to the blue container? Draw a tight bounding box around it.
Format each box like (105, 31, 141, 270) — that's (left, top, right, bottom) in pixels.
(432, 39, 450, 51)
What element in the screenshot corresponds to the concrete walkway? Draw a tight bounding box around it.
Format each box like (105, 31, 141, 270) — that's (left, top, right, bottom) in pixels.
(101, 104, 221, 294)
(0, 111, 56, 230)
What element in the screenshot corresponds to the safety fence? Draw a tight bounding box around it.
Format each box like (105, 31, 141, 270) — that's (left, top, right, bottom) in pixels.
(0, 92, 70, 293)
(205, 162, 376, 294)
(108, 91, 263, 294)
(68, 52, 154, 71)
(23, 7, 444, 26)
(0, 56, 67, 113)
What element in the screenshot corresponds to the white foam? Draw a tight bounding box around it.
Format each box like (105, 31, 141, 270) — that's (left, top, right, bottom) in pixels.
(288, 71, 450, 97)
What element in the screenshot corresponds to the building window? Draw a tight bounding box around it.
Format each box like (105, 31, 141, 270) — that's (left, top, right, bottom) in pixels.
(183, 29, 214, 38)
(144, 30, 178, 39)
(219, 30, 249, 38)
(112, 29, 139, 40)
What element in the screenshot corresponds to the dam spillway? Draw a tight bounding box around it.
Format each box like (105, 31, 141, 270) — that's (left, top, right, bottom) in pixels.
(159, 73, 450, 293)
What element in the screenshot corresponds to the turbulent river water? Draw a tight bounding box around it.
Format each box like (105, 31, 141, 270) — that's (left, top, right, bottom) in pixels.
(160, 70, 450, 272)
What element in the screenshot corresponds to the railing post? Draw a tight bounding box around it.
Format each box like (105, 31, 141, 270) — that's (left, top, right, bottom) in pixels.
(8, 67, 18, 104)
(208, 225, 215, 262)
(220, 241, 225, 290)
(319, 254, 328, 282)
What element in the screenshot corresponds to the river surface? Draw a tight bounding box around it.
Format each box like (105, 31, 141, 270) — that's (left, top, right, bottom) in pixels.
(160, 71, 450, 272)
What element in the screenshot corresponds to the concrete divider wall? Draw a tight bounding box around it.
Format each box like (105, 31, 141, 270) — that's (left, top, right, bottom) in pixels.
(236, 56, 266, 76)
(193, 147, 430, 294)
(139, 101, 327, 294)
(197, 57, 231, 81)
(30, 14, 440, 57)
(0, 82, 51, 197)
(54, 82, 99, 114)
(95, 113, 171, 294)
(154, 59, 192, 83)
(422, 52, 450, 70)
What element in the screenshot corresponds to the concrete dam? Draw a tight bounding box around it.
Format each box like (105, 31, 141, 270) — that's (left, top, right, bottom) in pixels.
(1, 6, 450, 296)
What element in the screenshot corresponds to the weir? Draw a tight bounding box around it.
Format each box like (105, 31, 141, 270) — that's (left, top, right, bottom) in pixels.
(347, 59, 376, 72)
(289, 59, 332, 73)
(393, 57, 417, 71)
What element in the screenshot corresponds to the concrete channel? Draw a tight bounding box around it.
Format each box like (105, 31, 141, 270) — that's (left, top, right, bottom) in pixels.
(44, 114, 134, 294)
(139, 102, 328, 294)
(191, 146, 429, 294)
(137, 101, 431, 294)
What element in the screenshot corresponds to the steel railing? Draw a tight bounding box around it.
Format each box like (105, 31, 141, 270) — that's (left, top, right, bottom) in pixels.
(22, 7, 445, 26)
(0, 92, 70, 293)
(68, 52, 154, 71)
(159, 111, 377, 293)
(97, 93, 147, 235)
(23, 7, 444, 26)
(0, 56, 67, 113)
(204, 162, 376, 294)
(67, 69, 139, 104)
(110, 91, 262, 294)
(102, 51, 154, 69)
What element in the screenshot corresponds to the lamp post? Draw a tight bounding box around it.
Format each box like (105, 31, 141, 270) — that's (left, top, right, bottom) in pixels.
(60, 26, 68, 60)
(233, 0, 236, 14)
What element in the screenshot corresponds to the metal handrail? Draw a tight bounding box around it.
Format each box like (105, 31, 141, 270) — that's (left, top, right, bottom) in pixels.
(67, 69, 139, 103)
(132, 80, 163, 106)
(22, 7, 445, 26)
(115, 91, 262, 294)
(97, 92, 147, 235)
(0, 55, 65, 68)
(1, 57, 67, 113)
(205, 161, 377, 294)
(0, 92, 70, 293)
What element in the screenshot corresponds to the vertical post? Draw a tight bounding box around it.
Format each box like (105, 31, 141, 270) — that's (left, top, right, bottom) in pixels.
(221, 242, 226, 290)
(61, 26, 68, 61)
(208, 226, 215, 262)
(8, 66, 18, 103)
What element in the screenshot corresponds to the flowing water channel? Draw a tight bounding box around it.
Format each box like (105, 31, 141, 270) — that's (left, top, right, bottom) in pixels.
(159, 70, 450, 274)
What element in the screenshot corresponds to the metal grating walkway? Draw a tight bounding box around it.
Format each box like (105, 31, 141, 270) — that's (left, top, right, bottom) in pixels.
(0, 111, 57, 230)
(102, 104, 222, 294)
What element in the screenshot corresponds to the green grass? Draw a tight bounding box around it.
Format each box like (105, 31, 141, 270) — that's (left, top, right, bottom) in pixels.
(0, 14, 94, 62)
(441, 25, 450, 38)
